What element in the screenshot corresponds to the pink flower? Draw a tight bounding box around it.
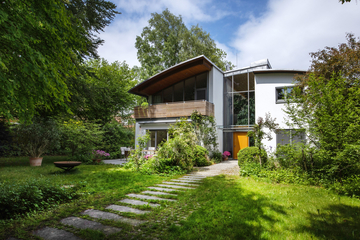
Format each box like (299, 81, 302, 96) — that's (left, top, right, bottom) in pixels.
(222, 151, 231, 157)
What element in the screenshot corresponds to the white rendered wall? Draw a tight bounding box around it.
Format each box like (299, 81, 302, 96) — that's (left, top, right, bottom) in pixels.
(255, 73, 296, 150)
(208, 67, 224, 152)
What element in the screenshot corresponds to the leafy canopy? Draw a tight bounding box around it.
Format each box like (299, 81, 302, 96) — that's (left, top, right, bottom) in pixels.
(0, 0, 119, 122)
(135, 9, 232, 77)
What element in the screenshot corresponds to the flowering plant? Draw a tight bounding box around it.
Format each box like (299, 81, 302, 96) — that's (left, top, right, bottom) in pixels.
(144, 154, 153, 160)
(92, 150, 110, 160)
(222, 151, 231, 157)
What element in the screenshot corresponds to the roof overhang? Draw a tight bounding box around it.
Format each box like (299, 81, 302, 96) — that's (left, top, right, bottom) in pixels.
(129, 56, 215, 97)
(253, 69, 307, 74)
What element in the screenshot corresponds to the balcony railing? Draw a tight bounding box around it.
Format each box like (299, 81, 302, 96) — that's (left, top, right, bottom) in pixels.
(134, 100, 214, 119)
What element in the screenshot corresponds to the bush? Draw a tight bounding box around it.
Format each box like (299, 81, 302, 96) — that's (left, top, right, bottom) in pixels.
(0, 179, 81, 220)
(238, 147, 267, 166)
(193, 145, 211, 166)
(210, 150, 222, 163)
(102, 121, 134, 158)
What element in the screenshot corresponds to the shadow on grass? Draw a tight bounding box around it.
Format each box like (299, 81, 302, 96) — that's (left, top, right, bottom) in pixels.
(0, 156, 69, 167)
(297, 204, 360, 240)
(167, 175, 286, 240)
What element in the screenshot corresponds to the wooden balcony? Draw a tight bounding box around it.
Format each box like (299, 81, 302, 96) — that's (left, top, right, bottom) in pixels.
(134, 100, 214, 119)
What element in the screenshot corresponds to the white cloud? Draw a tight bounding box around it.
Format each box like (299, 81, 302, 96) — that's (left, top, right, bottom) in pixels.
(231, 0, 360, 70)
(97, 0, 231, 66)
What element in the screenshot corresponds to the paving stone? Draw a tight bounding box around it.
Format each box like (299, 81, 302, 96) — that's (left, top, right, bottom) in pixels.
(157, 184, 194, 189)
(127, 193, 177, 202)
(106, 205, 150, 214)
(119, 198, 160, 207)
(7, 238, 22, 240)
(171, 179, 201, 183)
(162, 181, 199, 186)
(141, 190, 177, 196)
(33, 227, 81, 240)
(82, 209, 145, 226)
(148, 186, 180, 192)
(183, 175, 207, 178)
(60, 217, 121, 235)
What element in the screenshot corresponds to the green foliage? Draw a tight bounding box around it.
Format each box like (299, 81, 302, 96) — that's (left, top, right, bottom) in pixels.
(60, 119, 103, 157)
(135, 9, 232, 77)
(210, 150, 223, 163)
(69, 59, 138, 124)
(193, 145, 211, 167)
(125, 131, 151, 171)
(102, 121, 134, 158)
(13, 117, 60, 158)
(0, 178, 81, 220)
(237, 147, 268, 166)
(190, 111, 218, 153)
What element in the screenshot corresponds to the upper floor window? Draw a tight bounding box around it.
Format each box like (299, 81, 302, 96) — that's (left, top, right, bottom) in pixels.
(276, 86, 293, 104)
(276, 129, 306, 145)
(151, 72, 208, 104)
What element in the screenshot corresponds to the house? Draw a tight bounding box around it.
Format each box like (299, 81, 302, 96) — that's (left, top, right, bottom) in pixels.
(128, 55, 306, 159)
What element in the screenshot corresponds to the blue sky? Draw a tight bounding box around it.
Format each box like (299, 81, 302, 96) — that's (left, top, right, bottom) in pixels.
(97, 0, 360, 70)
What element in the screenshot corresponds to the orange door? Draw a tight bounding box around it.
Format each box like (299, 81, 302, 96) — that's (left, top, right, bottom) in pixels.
(233, 132, 249, 159)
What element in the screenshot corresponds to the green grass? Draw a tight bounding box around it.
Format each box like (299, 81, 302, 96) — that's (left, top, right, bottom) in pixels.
(2, 157, 360, 240)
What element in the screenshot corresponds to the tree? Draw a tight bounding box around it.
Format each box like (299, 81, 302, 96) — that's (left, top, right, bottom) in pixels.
(284, 34, 360, 178)
(135, 9, 232, 77)
(0, 0, 119, 122)
(69, 59, 138, 124)
(247, 113, 279, 165)
(339, 0, 352, 3)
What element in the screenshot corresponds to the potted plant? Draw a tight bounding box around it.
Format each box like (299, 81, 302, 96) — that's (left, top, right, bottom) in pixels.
(92, 150, 110, 163)
(222, 151, 231, 161)
(14, 117, 60, 166)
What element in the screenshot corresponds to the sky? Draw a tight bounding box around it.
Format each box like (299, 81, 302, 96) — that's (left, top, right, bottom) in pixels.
(97, 0, 360, 71)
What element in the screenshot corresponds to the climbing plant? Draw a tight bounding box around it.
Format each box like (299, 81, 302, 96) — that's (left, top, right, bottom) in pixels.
(190, 111, 218, 152)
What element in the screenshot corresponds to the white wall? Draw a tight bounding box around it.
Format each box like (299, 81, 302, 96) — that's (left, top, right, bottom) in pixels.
(209, 67, 224, 152)
(255, 73, 296, 150)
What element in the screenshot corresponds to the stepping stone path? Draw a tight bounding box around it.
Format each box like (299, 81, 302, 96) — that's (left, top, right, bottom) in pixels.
(10, 160, 237, 240)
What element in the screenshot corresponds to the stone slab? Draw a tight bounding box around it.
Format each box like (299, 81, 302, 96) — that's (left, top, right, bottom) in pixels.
(127, 193, 176, 202)
(82, 209, 145, 226)
(60, 217, 121, 235)
(148, 187, 180, 192)
(157, 184, 194, 189)
(183, 175, 207, 178)
(106, 205, 150, 214)
(171, 179, 201, 183)
(33, 227, 81, 240)
(119, 198, 160, 207)
(141, 190, 177, 196)
(7, 238, 22, 240)
(162, 181, 199, 186)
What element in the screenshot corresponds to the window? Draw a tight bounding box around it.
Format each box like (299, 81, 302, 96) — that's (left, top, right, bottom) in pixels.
(276, 129, 306, 145)
(149, 130, 168, 148)
(276, 86, 293, 104)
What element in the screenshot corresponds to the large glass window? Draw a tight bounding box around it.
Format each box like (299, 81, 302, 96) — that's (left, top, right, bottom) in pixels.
(184, 77, 195, 101)
(151, 72, 208, 104)
(224, 72, 255, 126)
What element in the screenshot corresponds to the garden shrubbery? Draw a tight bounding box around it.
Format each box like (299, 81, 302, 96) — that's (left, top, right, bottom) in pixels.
(0, 179, 82, 220)
(237, 147, 267, 166)
(193, 145, 211, 167)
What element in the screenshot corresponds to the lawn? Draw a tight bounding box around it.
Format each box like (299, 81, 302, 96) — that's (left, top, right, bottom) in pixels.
(1, 157, 360, 240)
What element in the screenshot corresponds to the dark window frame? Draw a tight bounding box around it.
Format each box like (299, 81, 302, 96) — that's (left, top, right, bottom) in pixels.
(275, 86, 294, 104)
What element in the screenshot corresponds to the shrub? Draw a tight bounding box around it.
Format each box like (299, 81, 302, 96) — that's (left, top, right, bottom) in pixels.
(210, 150, 222, 163)
(102, 121, 134, 158)
(0, 179, 81, 220)
(60, 120, 103, 156)
(238, 147, 267, 166)
(193, 145, 211, 166)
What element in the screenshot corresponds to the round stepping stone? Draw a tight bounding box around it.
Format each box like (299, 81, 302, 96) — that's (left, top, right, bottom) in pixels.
(148, 187, 180, 192)
(127, 193, 176, 201)
(157, 184, 194, 189)
(141, 190, 177, 196)
(162, 181, 199, 186)
(106, 205, 150, 214)
(60, 217, 121, 235)
(119, 199, 160, 207)
(33, 227, 81, 240)
(82, 209, 145, 226)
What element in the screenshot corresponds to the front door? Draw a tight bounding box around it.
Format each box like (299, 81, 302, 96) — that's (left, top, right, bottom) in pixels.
(233, 132, 249, 159)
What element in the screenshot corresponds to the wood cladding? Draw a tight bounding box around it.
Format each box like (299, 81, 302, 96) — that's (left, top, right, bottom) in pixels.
(134, 100, 214, 119)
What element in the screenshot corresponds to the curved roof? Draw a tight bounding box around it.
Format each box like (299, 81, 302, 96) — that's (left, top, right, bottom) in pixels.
(129, 55, 220, 97)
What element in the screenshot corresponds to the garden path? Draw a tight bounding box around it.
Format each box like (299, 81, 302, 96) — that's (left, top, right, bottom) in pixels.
(8, 160, 238, 240)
